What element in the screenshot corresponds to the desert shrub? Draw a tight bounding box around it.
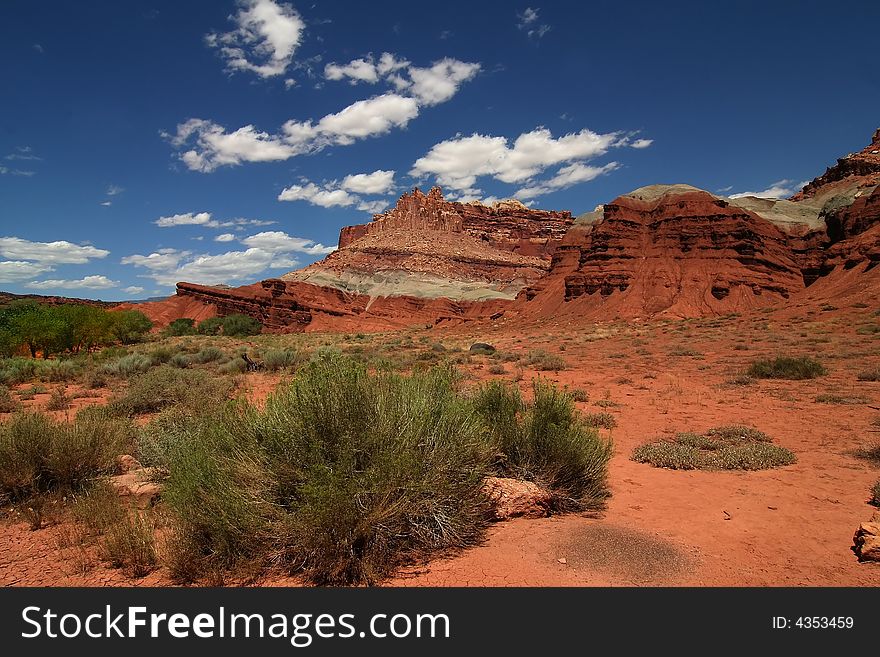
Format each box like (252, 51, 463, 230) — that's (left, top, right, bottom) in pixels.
(72, 480, 127, 534)
(169, 353, 190, 369)
(857, 368, 880, 382)
(726, 374, 756, 386)
(99, 511, 158, 577)
(101, 353, 152, 377)
(853, 443, 880, 466)
(584, 412, 617, 429)
(109, 366, 234, 417)
(147, 347, 175, 365)
(0, 410, 132, 501)
(196, 317, 224, 336)
(163, 318, 197, 337)
(569, 388, 589, 402)
(220, 314, 262, 337)
(472, 380, 611, 511)
(669, 346, 702, 357)
(871, 481, 880, 507)
(81, 368, 108, 389)
(0, 358, 39, 386)
(856, 324, 880, 335)
(523, 350, 567, 371)
(632, 425, 795, 471)
(164, 356, 493, 584)
(43, 360, 81, 383)
(488, 363, 506, 375)
(0, 385, 20, 413)
(747, 356, 826, 380)
(814, 393, 866, 404)
(45, 387, 69, 411)
(262, 349, 299, 372)
(218, 358, 246, 375)
(192, 346, 223, 364)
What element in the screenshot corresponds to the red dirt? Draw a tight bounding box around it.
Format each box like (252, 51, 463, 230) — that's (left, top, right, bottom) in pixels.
(3, 296, 880, 587)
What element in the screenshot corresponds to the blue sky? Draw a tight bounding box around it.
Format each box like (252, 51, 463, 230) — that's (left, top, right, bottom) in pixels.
(1, 0, 878, 300)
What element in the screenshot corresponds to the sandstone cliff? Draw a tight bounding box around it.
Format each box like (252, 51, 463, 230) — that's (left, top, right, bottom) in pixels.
(138, 129, 880, 331)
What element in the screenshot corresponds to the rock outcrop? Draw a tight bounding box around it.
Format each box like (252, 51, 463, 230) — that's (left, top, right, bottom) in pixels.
(135, 129, 880, 330)
(518, 130, 880, 320)
(287, 187, 572, 302)
(158, 188, 572, 332)
(482, 477, 552, 520)
(852, 510, 880, 562)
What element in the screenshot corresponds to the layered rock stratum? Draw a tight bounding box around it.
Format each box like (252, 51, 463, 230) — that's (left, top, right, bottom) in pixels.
(134, 129, 880, 331)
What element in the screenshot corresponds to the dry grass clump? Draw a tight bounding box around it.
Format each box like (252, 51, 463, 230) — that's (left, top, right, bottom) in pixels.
(0, 409, 133, 502)
(584, 412, 617, 429)
(632, 425, 795, 471)
(108, 366, 234, 416)
(857, 367, 880, 382)
(747, 356, 826, 380)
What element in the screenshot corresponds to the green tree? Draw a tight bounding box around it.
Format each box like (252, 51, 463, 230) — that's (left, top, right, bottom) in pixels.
(221, 314, 262, 337)
(163, 318, 197, 337)
(196, 316, 223, 335)
(110, 310, 153, 344)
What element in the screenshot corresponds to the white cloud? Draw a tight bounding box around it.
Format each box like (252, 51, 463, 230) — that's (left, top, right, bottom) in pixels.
(0, 237, 109, 264)
(517, 7, 550, 38)
(279, 170, 394, 211)
(278, 183, 358, 207)
(322, 54, 479, 107)
(123, 232, 333, 287)
(630, 138, 653, 149)
(171, 94, 419, 172)
(241, 231, 336, 255)
(215, 233, 236, 242)
(0, 261, 53, 283)
(304, 93, 419, 142)
(26, 275, 118, 290)
(206, 0, 304, 78)
(121, 250, 189, 272)
(517, 8, 539, 27)
(356, 199, 389, 214)
(122, 286, 146, 295)
(106, 184, 124, 196)
(154, 211, 276, 229)
(341, 169, 395, 194)
(515, 161, 620, 199)
(406, 59, 481, 106)
(0, 166, 36, 176)
(100, 201, 112, 207)
(410, 127, 623, 193)
(170, 53, 480, 173)
(325, 58, 380, 83)
(728, 179, 809, 200)
(155, 211, 214, 228)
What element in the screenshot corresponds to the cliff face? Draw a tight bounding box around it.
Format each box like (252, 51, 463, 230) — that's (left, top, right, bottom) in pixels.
(142, 129, 880, 330)
(284, 187, 574, 303)
(518, 186, 804, 318)
(337, 187, 572, 255)
(517, 131, 880, 320)
(163, 188, 572, 332)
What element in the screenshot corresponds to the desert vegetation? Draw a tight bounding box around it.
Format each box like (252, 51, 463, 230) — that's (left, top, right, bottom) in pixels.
(746, 356, 826, 380)
(632, 426, 796, 471)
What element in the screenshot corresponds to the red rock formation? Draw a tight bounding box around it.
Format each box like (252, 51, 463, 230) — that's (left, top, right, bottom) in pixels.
(285, 187, 573, 305)
(791, 128, 880, 201)
(338, 187, 572, 256)
(518, 186, 804, 319)
(136, 130, 880, 330)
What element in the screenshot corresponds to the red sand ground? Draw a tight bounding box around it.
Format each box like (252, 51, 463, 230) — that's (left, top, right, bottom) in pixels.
(2, 300, 880, 587)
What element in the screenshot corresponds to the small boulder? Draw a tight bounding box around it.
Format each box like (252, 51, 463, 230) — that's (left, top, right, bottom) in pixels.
(852, 512, 880, 562)
(482, 476, 551, 520)
(469, 342, 496, 354)
(116, 454, 143, 474)
(110, 468, 162, 509)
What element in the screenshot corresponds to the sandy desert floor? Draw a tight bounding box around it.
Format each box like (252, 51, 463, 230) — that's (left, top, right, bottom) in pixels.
(2, 302, 879, 587)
